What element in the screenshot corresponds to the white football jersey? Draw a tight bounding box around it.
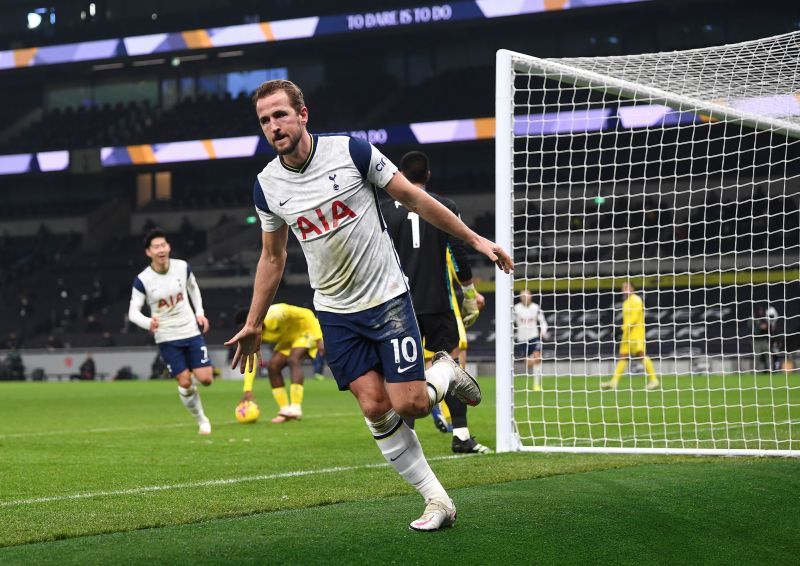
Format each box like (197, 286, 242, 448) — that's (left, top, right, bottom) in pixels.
(514, 301, 548, 342)
(128, 258, 204, 343)
(254, 134, 408, 314)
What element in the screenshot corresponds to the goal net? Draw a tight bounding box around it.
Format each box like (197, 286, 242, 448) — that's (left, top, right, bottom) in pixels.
(495, 32, 800, 456)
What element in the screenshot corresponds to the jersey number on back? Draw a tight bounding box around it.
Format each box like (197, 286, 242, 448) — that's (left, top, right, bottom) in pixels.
(407, 212, 420, 248)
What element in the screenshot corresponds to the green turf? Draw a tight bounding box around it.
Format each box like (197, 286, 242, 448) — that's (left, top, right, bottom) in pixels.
(515, 373, 800, 450)
(1, 378, 798, 564)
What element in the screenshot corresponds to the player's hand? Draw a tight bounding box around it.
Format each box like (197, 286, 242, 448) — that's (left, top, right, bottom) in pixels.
(541, 331, 548, 341)
(196, 315, 210, 334)
(224, 325, 263, 374)
(462, 297, 479, 327)
(476, 291, 486, 310)
(149, 316, 159, 333)
(471, 236, 513, 273)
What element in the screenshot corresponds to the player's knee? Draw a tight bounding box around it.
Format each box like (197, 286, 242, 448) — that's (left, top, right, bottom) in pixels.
(193, 370, 213, 386)
(361, 400, 392, 422)
(267, 359, 284, 374)
(175, 373, 192, 388)
(393, 397, 429, 420)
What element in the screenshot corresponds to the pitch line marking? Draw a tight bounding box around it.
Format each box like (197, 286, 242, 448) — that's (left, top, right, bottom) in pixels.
(0, 455, 468, 508)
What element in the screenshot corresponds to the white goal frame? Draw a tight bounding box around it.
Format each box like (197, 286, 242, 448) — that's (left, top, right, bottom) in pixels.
(495, 40, 800, 457)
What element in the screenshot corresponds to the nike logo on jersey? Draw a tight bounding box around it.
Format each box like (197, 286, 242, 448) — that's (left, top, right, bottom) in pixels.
(397, 364, 415, 374)
(390, 447, 409, 462)
(279, 197, 293, 207)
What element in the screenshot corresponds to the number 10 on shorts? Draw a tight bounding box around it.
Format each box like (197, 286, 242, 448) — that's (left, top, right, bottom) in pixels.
(391, 337, 418, 364)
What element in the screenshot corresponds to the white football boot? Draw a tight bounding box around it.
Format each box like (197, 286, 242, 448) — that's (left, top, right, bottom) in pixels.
(432, 351, 481, 406)
(409, 498, 457, 532)
(198, 417, 212, 435)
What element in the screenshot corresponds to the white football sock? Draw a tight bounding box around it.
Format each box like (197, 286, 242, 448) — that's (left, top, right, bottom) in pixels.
(533, 364, 542, 388)
(453, 427, 471, 442)
(424, 363, 452, 410)
(178, 384, 207, 423)
(366, 409, 448, 502)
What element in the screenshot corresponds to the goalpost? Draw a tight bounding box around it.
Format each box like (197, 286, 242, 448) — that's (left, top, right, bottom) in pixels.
(495, 32, 800, 456)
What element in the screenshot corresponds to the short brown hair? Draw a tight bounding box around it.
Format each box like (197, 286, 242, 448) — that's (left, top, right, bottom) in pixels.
(252, 79, 305, 113)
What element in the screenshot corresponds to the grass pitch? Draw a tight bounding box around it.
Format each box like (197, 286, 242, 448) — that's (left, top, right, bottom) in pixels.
(516, 372, 800, 451)
(1, 377, 799, 564)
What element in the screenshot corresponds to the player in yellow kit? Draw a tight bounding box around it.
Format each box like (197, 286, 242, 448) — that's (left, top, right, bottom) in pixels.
(601, 281, 660, 390)
(238, 303, 324, 422)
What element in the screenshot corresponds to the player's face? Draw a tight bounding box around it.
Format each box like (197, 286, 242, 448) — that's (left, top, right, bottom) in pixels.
(520, 291, 531, 305)
(145, 237, 171, 267)
(256, 91, 308, 156)
(622, 283, 633, 296)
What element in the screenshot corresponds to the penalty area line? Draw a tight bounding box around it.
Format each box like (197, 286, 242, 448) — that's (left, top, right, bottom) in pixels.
(0, 455, 467, 508)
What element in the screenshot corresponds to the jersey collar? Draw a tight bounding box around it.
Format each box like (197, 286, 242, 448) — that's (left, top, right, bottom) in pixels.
(279, 133, 317, 174)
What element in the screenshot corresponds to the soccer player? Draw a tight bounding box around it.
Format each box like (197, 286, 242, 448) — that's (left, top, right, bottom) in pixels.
(236, 303, 324, 423)
(381, 150, 490, 455)
(129, 228, 213, 434)
(513, 289, 548, 391)
(601, 281, 660, 390)
(226, 80, 513, 531)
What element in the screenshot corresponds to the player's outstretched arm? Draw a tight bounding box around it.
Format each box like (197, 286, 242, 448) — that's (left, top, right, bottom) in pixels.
(225, 225, 288, 374)
(384, 173, 513, 273)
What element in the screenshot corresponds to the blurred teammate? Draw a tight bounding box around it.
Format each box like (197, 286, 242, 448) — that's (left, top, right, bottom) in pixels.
(513, 289, 548, 391)
(381, 150, 490, 454)
(601, 281, 659, 390)
(129, 228, 213, 434)
(226, 80, 512, 531)
(236, 303, 324, 423)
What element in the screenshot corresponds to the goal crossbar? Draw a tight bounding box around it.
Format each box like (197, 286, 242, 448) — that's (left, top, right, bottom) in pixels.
(501, 48, 800, 140)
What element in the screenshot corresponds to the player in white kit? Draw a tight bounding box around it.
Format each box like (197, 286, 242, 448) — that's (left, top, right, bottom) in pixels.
(129, 228, 214, 435)
(513, 289, 549, 391)
(225, 80, 513, 531)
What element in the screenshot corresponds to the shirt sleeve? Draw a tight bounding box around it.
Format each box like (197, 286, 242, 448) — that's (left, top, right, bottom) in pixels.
(128, 278, 151, 331)
(185, 266, 205, 317)
(537, 306, 549, 335)
(253, 178, 286, 232)
(348, 136, 397, 188)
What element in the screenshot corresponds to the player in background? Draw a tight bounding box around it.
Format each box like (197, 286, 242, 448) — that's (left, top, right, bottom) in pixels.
(128, 228, 213, 434)
(601, 281, 660, 390)
(226, 80, 513, 531)
(236, 303, 324, 423)
(513, 289, 548, 391)
(426, 249, 491, 452)
(382, 150, 490, 454)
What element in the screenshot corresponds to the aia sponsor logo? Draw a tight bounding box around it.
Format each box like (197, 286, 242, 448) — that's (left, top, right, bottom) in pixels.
(157, 292, 184, 309)
(297, 200, 357, 240)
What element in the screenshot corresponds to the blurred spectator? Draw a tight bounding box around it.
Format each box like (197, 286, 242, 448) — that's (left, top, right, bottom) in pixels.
(101, 331, 116, 347)
(47, 335, 64, 350)
(6, 331, 21, 350)
(79, 354, 96, 381)
(2, 350, 25, 380)
(85, 314, 103, 333)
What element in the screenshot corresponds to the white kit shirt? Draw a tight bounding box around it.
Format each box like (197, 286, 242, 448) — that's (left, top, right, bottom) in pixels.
(254, 134, 408, 313)
(513, 301, 548, 342)
(128, 258, 204, 343)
